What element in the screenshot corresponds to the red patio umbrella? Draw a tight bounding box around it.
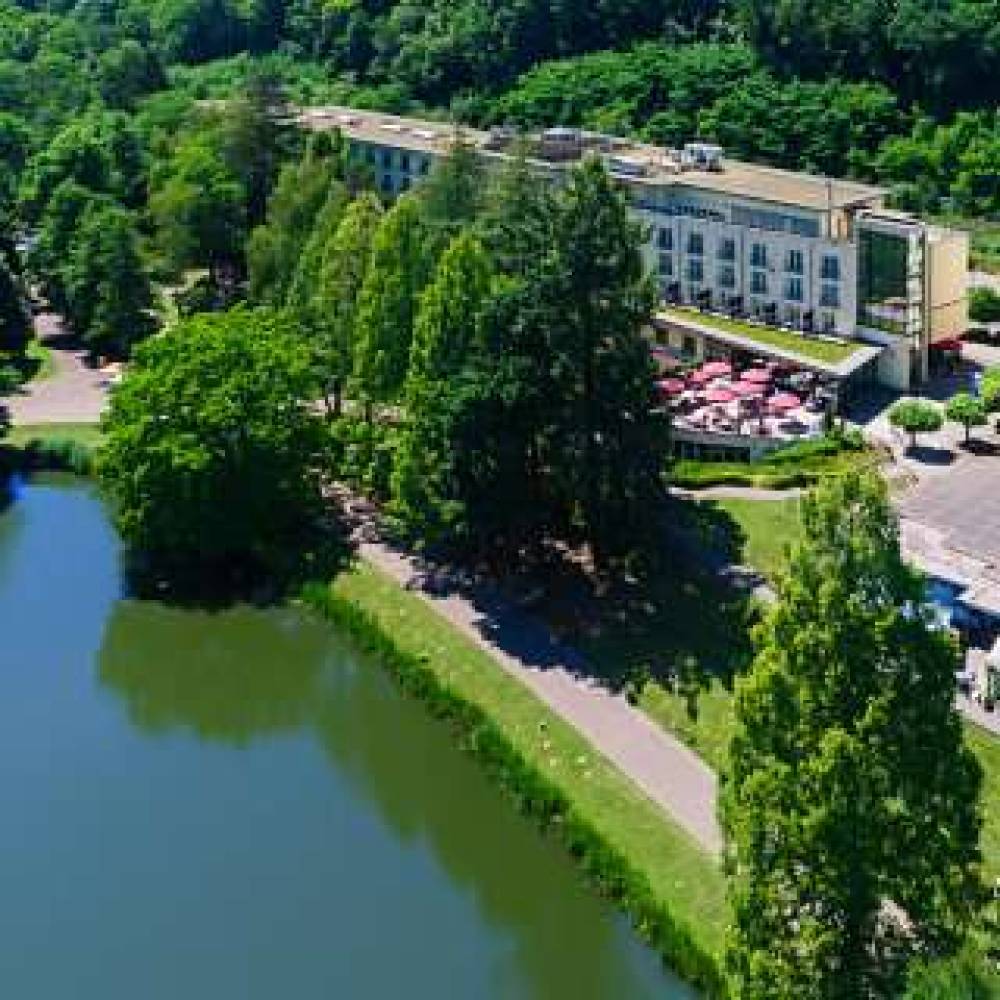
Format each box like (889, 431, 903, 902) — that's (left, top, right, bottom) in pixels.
(933, 337, 963, 353)
(731, 380, 765, 397)
(705, 387, 736, 404)
(656, 378, 686, 396)
(767, 392, 801, 414)
(700, 360, 733, 378)
(741, 367, 771, 383)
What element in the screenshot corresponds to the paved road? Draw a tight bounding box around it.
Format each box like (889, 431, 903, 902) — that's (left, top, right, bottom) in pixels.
(3, 313, 109, 425)
(357, 538, 723, 854)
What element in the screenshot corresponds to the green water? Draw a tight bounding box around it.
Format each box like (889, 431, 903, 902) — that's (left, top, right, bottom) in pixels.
(0, 477, 693, 999)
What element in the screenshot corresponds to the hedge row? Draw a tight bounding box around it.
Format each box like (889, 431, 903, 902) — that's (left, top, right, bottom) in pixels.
(300, 580, 727, 998)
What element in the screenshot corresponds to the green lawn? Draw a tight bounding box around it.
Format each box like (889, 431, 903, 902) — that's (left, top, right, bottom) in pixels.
(658, 304, 860, 365)
(711, 495, 802, 582)
(330, 562, 728, 956)
(6, 422, 104, 449)
(24, 338, 55, 381)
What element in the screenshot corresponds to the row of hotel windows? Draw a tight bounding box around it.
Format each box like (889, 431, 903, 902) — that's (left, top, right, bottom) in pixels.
(657, 254, 841, 306)
(654, 229, 840, 280)
(637, 200, 820, 238)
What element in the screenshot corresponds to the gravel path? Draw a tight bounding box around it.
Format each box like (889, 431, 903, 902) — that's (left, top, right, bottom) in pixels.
(358, 538, 723, 854)
(4, 313, 109, 425)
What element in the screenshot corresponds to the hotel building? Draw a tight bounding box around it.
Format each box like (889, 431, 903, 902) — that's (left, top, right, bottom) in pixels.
(299, 107, 969, 395)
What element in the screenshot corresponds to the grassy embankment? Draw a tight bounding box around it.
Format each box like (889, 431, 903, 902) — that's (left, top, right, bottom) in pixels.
(310, 562, 728, 994)
(1, 422, 103, 474)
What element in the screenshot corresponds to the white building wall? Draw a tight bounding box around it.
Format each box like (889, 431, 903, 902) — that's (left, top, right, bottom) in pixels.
(639, 206, 857, 337)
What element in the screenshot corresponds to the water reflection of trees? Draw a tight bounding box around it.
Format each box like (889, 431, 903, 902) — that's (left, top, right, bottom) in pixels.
(98, 602, 332, 744)
(98, 601, 677, 1000)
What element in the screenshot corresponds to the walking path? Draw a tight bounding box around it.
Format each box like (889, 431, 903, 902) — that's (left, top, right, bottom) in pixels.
(357, 537, 723, 853)
(4, 313, 109, 425)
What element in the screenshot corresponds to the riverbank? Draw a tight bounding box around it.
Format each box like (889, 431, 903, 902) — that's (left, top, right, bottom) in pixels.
(304, 563, 728, 995)
(0, 423, 102, 474)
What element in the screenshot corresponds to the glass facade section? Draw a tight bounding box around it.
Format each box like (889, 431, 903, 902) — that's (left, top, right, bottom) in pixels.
(857, 227, 924, 337)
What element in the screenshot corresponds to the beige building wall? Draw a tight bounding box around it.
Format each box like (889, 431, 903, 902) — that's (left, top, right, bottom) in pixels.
(926, 227, 969, 342)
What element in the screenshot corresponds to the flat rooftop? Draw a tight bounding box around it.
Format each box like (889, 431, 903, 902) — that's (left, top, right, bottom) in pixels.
(654, 305, 884, 377)
(298, 105, 888, 215)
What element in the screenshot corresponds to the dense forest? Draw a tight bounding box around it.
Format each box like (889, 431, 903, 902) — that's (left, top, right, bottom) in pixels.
(1, 0, 999, 362)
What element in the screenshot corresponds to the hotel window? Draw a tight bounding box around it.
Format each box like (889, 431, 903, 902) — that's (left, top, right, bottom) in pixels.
(419, 157, 431, 175)
(381, 174, 395, 194)
(687, 258, 704, 283)
(750, 243, 767, 268)
(658, 253, 673, 277)
(366, 148, 377, 165)
(657, 228, 673, 251)
(820, 283, 840, 308)
(786, 249, 804, 274)
(682, 335, 697, 357)
(718, 265, 736, 289)
(718, 237, 736, 261)
(750, 270, 767, 295)
(785, 276, 804, 302)
(381, 150, 394, 170)
(822, 311, 837, 333)
(821, 254, 840, 281)
(687, 232, 704, 255)
(400, 153, 411, 173)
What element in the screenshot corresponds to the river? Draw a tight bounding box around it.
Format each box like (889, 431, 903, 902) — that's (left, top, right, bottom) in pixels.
(0, 476, 692, 999)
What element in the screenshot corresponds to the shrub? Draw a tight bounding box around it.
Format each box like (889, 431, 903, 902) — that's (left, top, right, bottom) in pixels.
(889, 399, 944, 449)
(969, 287, 1000, 324)
(946, 392, 988, 444)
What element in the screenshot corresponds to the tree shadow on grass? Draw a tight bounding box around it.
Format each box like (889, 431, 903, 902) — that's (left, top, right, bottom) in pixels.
(362, 494, 758, 732)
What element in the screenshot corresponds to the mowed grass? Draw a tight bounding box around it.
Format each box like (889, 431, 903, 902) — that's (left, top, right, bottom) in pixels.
(6, 422, 104, 449)
(710, 495, 802, 582)
(330, 561, 728, 956)
(967, 726, 1000, 880)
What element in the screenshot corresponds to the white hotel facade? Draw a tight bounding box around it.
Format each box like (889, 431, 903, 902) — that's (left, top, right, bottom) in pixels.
(300, 107, 969, 395)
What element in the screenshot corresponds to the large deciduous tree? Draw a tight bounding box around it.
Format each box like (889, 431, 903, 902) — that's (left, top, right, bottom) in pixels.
(723, 471, 982, 998)
(353, 194, 432, 409)
(391, 231, 493, 541)
(99, 309, 326, 585)
(309, 192, 384, 415)
(248, 147, 345, 306)
(64, 203, 154, 358)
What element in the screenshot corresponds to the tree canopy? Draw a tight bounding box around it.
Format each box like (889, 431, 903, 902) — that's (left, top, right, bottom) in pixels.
(99, 308, 326, 584)
(723, 471, 982, 997)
